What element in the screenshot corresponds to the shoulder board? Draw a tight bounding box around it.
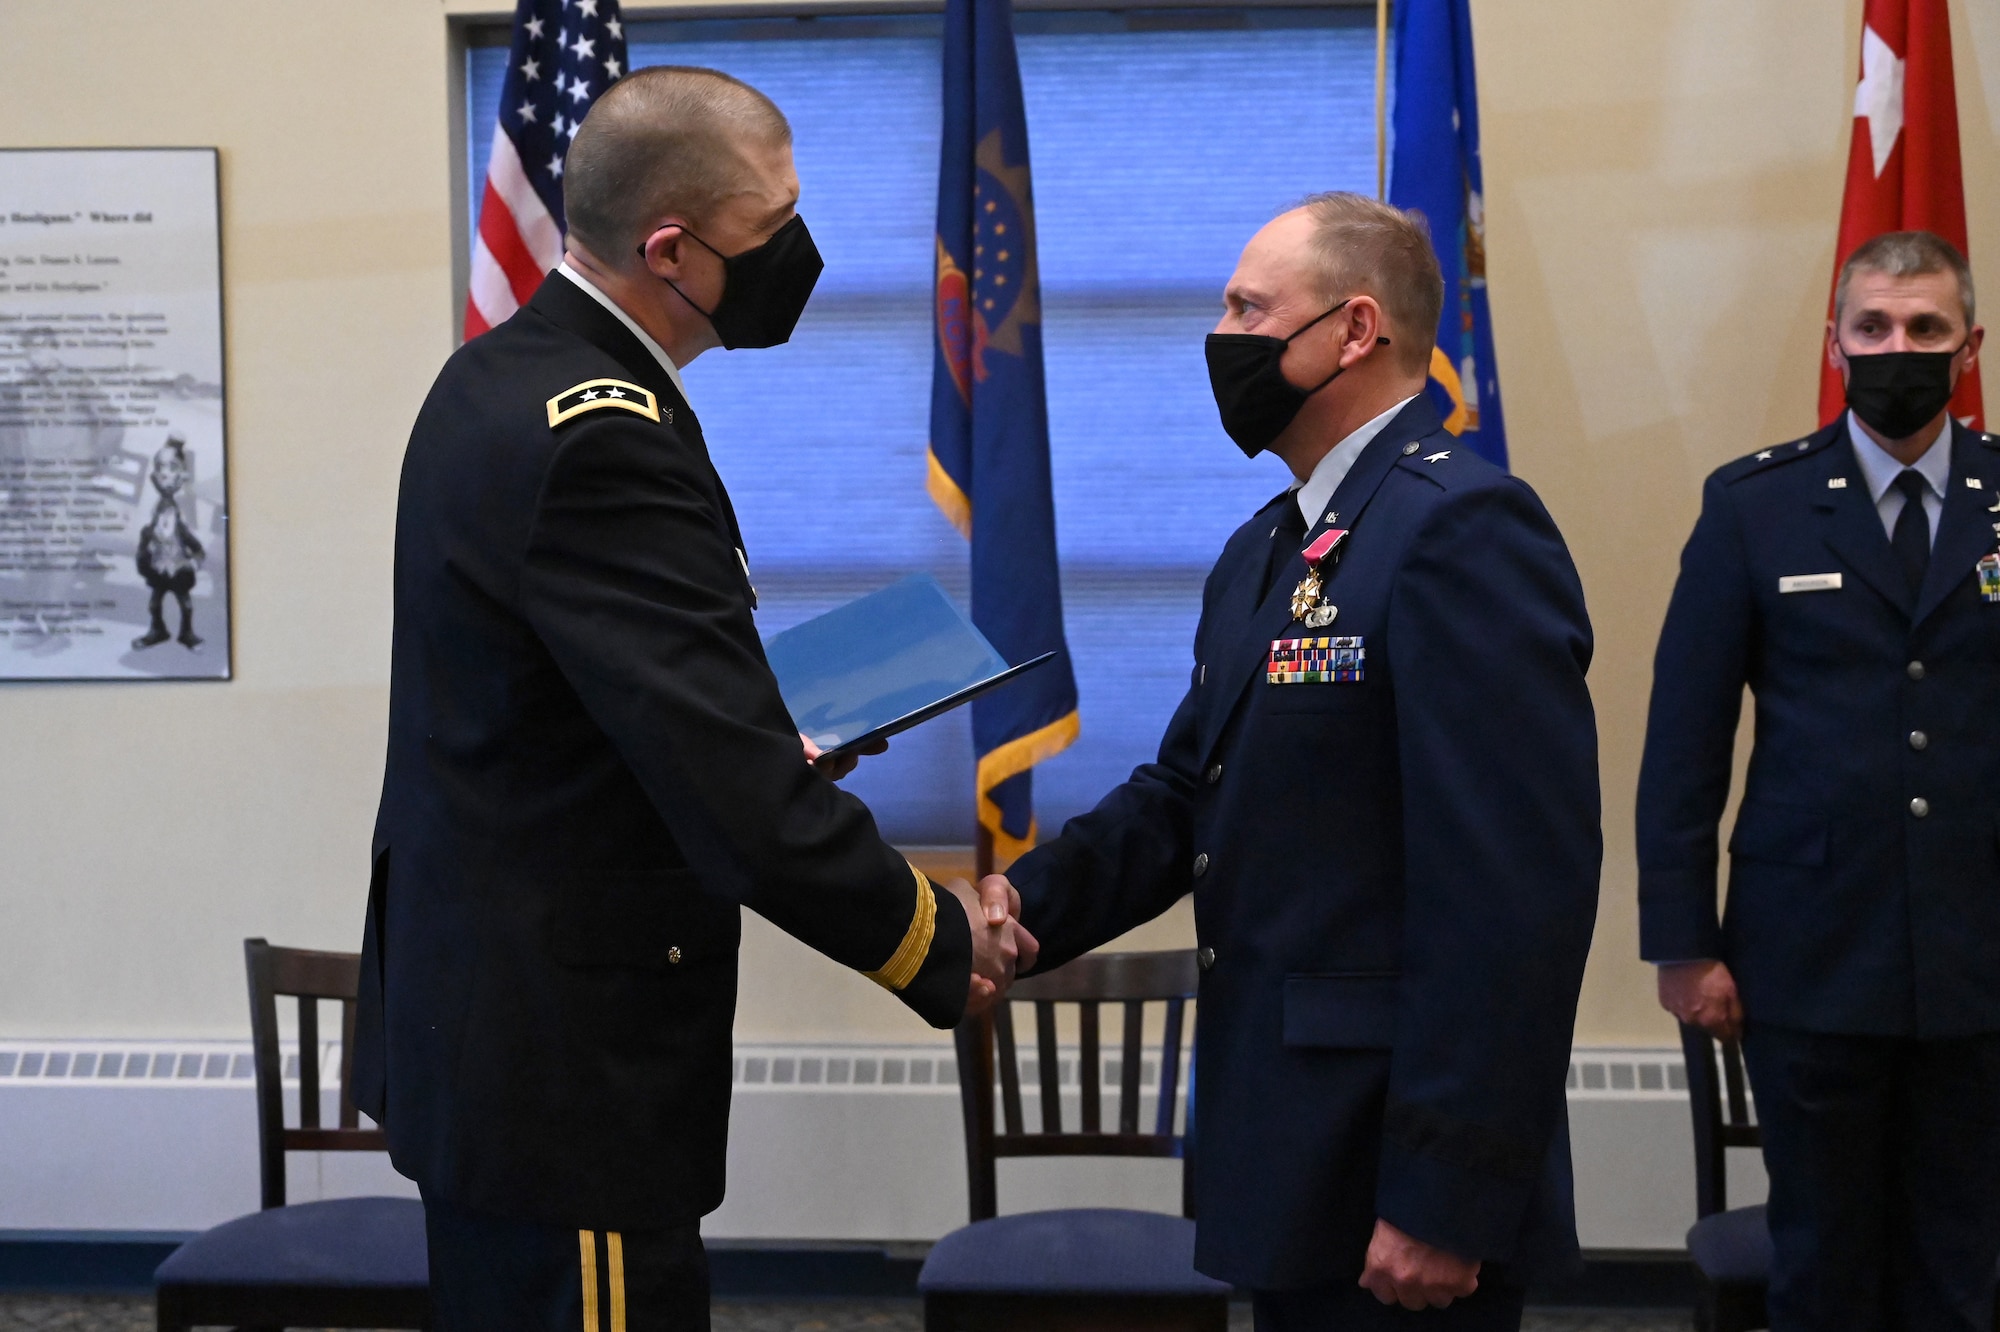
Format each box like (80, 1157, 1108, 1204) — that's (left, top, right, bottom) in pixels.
(1980, 430, 2000, 449)
(546, 379, 664, 428)
(1717, 429, 1834, 484)
(1392, 437, 1497, 490)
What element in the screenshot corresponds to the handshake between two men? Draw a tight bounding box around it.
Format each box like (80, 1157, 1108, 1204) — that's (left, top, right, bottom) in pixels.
(945, 873, 1035, 1017)
(800, 733, 1035, 1017)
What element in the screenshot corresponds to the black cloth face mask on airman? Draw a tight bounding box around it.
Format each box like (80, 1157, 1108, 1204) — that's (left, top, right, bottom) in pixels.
(1204, 298, 1388, 457)
(642, 213, 825, 350)
(1839, 340, 1966, 441)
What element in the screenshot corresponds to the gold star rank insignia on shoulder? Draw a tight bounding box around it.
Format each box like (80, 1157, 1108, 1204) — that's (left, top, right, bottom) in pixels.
(546, 378, 663, 428)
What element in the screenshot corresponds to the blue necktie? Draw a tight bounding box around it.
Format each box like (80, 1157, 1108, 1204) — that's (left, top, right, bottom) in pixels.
(1262, 500, 1308, 601)
(1891, 469, 1932, 596)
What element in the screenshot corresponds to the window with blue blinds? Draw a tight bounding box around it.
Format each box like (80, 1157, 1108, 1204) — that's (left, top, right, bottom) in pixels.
(467, 10, 1379, 845)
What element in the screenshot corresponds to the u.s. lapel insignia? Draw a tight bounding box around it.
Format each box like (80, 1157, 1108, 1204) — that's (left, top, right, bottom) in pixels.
(1289, 528, 1348, 622)
(546, 378, 661, 427)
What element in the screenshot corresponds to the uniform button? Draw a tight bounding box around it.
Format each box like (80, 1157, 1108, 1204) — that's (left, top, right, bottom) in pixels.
(668, 946, 683, 965)
(1206, 764, 1223, 785)
(1910, 798, 1930, 819)
(1192, 853, 1210, 877)
(1197, 946, 1216, 972)
(1908, 660, 1926, 680)
(1909, 730, 1929, 751)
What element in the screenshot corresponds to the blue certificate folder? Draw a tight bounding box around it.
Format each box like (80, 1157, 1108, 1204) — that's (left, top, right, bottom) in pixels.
(765, 574, 1056, 759)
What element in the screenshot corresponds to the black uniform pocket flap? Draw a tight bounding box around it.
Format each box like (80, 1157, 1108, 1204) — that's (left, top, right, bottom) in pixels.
(1727, 798, 1828, 867)
(551, 869, 740, 971)
(1282, 972, 1400, 1049)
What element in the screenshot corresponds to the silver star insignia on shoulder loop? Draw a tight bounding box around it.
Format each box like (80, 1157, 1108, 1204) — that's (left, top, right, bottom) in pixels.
(546, 378, 662, 428)
(1423, 450, 1452, 464)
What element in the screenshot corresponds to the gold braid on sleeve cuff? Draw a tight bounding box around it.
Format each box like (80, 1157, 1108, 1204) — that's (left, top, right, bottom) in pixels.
(864, 864, 938, 992)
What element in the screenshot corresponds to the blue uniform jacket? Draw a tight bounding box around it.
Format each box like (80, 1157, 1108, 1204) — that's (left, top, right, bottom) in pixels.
(1637, 417, 2000, 1040)
(1008, 396, 1602, 1289)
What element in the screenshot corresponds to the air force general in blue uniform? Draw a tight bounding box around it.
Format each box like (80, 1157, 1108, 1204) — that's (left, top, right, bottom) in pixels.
(1004, 195, 1601, 1330)
(1639, 232, 1998, 1328)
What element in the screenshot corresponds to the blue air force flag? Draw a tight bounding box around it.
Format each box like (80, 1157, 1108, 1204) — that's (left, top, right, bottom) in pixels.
(1390, 0, 1508, 468)
(928, 0, 1079, 862)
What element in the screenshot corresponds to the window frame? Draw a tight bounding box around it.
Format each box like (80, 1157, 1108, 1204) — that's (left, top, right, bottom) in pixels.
(446, 0, 1382, 328)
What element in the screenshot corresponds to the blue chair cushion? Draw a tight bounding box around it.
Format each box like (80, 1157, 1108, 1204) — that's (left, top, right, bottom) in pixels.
(1686, 1204, 1771, 1286)
(918, 1208, 1231, 1296)
(156, 1196, 427, 1289)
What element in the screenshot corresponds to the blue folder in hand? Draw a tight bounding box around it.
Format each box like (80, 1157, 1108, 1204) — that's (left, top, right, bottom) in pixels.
(764, 573, 1056, 760)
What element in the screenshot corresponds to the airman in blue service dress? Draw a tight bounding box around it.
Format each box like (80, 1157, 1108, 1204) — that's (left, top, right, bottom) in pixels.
(351, 271, 973, 1331)
(1006, 394, 1601, 1329)
(1639, 414, 2000, 1329)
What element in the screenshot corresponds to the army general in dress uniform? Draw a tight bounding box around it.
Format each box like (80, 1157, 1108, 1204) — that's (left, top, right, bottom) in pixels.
(351, 68, 1029, 1332)
(992, 193, 1602, 1330)
(1639, 230, 1996, 1329)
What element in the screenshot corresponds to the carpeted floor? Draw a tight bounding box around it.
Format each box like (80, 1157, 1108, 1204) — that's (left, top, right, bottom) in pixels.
(0, 1294, 1693, 1331)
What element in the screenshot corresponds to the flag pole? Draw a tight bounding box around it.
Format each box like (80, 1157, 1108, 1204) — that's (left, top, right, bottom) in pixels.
(1375, 0, 1389, 199)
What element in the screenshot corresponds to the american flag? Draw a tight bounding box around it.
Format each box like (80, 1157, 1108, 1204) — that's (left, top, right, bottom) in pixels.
(465, 0, 631, 338)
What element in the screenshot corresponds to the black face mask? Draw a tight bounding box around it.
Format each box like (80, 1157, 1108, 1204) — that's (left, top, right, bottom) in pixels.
(1204, 299, 1386, 457)
(641, 213, 824, 350)
(1840, 341, 1965, 441)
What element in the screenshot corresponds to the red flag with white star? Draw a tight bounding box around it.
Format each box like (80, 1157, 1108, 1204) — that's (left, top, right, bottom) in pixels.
(1819, 0, 1982, 428)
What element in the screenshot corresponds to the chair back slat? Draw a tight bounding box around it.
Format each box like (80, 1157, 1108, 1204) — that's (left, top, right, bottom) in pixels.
(1078, 1001, 1101, 1133)
(1721, 1038, 1752, 1125)
(994, 1002, 1025, 1136)
(1156, 997, 1187, 1139)
(339, 996, 362, 1131)
(297, 997, 321, 1130)
(952, 1019, 1000, 1221)
(1034, 1001, 1063, 1135)
(243, 938, 388, 1211)
(1118, 1001, 1145, 1135)
(951, 950, 1200, 1223)
(1678, 1022, 1761, 1220)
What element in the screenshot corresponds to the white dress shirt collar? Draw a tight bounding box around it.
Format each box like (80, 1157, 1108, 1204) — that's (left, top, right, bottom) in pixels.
(556, 261, 692, 406)
(1294, 395, 1420, 530)
(1847, 410, 1951, 505)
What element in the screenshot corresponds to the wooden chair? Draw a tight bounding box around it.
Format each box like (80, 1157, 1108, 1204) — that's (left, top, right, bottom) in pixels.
(919, 950, 1229, 1332)
(1678, 1022, 1769, 1332)
(153, 939, 430, 1331)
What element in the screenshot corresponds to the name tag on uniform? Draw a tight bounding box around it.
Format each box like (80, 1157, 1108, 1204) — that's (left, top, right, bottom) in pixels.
(1268, 636, 1364, 684)
(1778, 573, 1843, 594)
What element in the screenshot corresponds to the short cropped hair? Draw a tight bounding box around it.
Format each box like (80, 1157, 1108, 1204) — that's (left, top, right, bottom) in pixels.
(1835, 230, 1976, 327)
(1296, 192, 1445, 376)
(563, 66, 791, 264)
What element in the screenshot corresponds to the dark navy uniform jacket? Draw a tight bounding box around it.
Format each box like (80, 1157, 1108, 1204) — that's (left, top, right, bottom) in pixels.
(1638, 417, 2000, 1040)
(351, 274, 971, 1232)
(1009, 396, 1601, 1290)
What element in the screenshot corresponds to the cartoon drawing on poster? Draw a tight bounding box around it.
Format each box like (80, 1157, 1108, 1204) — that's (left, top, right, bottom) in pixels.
(0, 147, 229, 680)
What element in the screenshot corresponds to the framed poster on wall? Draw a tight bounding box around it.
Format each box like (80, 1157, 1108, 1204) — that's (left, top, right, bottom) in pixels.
(0, 147, 229, 680)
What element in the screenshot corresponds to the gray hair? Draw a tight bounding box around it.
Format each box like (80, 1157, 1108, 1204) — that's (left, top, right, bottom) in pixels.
(1835, 230, 1976, 327)
(1296, 192, 1445, 377)
(563, 66, 791, 264)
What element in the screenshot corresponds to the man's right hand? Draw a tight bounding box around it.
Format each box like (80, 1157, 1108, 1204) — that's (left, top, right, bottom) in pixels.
(942, 876, 1039, 1016)
(1658, 959, 1743, 1041)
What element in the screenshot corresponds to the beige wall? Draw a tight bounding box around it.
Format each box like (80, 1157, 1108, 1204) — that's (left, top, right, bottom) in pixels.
(1, 0, 1994, 1047)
